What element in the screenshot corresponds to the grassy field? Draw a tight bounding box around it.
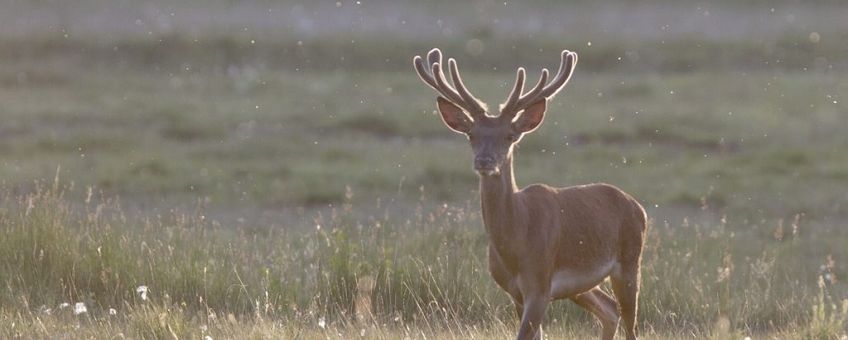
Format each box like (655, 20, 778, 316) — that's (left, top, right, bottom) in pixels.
(1, 1, 848, 339)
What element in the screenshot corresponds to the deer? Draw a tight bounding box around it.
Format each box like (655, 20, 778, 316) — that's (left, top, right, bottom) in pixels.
(413, 48, 648, 340)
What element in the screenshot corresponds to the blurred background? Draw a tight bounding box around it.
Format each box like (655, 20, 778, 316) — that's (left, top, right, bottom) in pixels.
(1, 0, 847, 337)
(2, 0, 847, 222)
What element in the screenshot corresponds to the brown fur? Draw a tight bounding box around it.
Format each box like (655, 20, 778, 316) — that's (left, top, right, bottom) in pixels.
(414, 48, 648, 340)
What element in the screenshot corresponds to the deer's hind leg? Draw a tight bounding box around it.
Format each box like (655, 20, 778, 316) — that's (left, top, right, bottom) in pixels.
(611, 213, 646, 340)
(610, 267, 639, 340)
(569, 287, 620, 340)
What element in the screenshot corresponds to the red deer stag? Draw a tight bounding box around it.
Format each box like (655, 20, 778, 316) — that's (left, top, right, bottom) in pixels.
(413, 48, 647, 340)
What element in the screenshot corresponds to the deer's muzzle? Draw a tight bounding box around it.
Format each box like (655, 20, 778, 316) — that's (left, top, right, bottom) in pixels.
(474, 156, 499, 175)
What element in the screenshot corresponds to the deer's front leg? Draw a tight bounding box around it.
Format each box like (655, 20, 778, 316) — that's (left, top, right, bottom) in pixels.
(516, 294, 548, 340)
(515, 271, 551, 340)
(489, 246, 524, 319)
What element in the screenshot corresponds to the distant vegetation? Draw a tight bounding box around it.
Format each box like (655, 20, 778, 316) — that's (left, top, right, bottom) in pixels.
(3, 31, 844, 73)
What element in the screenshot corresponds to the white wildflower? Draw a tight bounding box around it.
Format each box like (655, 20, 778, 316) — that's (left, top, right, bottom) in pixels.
(73, 302, 87, 315)
(136, 285, 149, 300)
(59, 302, 70, 309)
(318, 316, 326, 329)
(204, 336, 213, 340)
(109, 308, 117, 315)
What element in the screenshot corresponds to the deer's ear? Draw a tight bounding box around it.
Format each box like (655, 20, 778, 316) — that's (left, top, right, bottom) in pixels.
(513, 100, 546, 133)
(436, 97, 473, 134)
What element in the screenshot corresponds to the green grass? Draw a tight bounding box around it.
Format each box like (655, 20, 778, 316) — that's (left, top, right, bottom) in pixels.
(2, 64, 848, 219)
(0, 181, 846, 339)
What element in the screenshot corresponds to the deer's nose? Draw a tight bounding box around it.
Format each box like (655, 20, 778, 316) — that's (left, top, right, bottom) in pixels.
(474, 156, 496, 170)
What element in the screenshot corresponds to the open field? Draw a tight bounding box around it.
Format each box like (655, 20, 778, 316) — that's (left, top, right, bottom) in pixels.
(1, 0, 847, 338)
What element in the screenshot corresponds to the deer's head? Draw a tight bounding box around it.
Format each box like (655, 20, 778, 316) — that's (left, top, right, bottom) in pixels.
(414, 48, 577, 176)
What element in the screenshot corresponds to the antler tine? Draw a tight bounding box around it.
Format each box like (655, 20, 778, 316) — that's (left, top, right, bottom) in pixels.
(413, 50, 464, 107)
(427, 48, 441, 69)
(501, 67, 526, 112)
(413, 48, 486, 118)
(448, 58, 486, 116)
(538, 50, 577, 100)
(517, 68, 549, 105)
(431, 62, 467, 108)
(413, 56, 438, 89)
(503, 68, 548, 119)
(500, 50, 577, 118)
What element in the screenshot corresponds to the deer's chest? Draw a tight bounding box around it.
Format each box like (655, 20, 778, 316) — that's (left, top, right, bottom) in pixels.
(487, 245, 521, 294)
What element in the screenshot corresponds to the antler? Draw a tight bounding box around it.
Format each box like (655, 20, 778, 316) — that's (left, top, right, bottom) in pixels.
(413, 48, 486, 118)
(500, 50, 578, 120)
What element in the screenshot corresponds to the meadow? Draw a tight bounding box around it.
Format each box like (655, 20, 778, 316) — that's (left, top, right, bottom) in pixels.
(1, 1, 847, 338)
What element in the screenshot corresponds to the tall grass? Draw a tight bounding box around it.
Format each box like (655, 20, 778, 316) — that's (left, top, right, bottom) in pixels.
(0, 180, 846, 338)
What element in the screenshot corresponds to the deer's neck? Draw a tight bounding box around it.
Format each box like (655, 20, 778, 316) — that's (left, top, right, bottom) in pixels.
(479, 154, 520, 240)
